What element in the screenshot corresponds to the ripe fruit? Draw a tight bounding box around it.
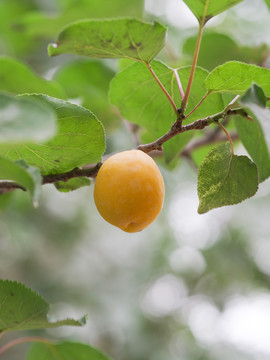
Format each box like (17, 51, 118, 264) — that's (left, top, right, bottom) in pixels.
(94, 150, 165, 233)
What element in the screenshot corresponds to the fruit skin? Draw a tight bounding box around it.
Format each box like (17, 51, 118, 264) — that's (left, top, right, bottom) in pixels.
(94, 150, 165, 233)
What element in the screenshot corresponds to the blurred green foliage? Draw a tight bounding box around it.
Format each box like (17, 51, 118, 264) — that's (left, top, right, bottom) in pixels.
(0, 1, 270, 360)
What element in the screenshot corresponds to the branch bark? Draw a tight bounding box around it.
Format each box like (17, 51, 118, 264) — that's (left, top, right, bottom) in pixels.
(137, 108, 245, 154)
(0, 163, 102, 193)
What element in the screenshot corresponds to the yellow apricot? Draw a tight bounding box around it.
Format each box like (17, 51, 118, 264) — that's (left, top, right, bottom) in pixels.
(94, 150, 165, 233)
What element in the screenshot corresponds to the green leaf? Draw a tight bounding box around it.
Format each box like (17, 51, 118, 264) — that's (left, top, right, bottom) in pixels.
(48, 19, 166, 64)
(53, 59, 119, 131)
(0, 95, 105, 175)
(0, 280, 86, 333)
(182, 32, 268, 71)
(0, 92, 57, 143)
(110, 60, 224, 160)
(0, 0, 38, 56)
(198, 143, 258, 214)
(205, 61, 270, 96)
(182, 0, 244, 24)
(265, 0, 270, 10)
(27, 342, 111, 360)
(0, 157, 41, 206)
(235, 84, 270, 182)
(54, 177, 91, 192)
(0, 57, 64, 98)
(17, 0, 144, 38)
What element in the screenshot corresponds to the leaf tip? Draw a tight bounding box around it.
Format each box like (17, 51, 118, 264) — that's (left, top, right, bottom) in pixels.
(78, 314, 88, 326)
(48, 43, 58, 57)
(197, 204, 207, 215)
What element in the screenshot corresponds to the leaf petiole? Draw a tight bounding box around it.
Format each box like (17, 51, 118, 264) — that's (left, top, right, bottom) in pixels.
(145, 63, 178, 113)
(216, 121, 234, 154)
(181, 23, 204, 112)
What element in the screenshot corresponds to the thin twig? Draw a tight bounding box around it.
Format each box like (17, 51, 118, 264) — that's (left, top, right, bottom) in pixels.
(145, 63, 178, 113)
(181, 131, 239, 156)
(0, 337, 51, 356)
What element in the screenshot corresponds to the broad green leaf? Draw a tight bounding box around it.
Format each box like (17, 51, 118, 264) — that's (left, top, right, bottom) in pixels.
(235, 84, 270, 182)
(48, 19, 166, 64)
(0, 95, 105, 175)
(198, 143, 258, 214)
(0, 157, 41, 206)
(182, 0, 244, 24)
(27, 342, 111, 360)
(53, 59, 119, 130)
(0, 280, 86, 333)
(110, 60, 224, 160)
(0, 57, 64, 98)
(182, 32, 268, 71)
(17, 0, 144, 38)
(205, 61, 270, 96)
(265, 0, 270, 10)
(0, 92, 56, 143)
(54, 177, 91, 192)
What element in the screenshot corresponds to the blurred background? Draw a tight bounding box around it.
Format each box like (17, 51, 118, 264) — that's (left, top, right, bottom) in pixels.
(1, 0, 270, 359)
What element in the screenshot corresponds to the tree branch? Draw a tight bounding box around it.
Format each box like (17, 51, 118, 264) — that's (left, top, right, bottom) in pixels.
(137, 108, 243, 154)
(0, 163, 102, 193)
(42, 163, 102, 184)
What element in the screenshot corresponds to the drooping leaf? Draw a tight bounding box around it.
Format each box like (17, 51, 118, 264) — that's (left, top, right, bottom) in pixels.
(235, 84, 270, 182)
(182, 32, 268, 71)
(48, 19, 166, 64)
(17, 0, 144, 38)
(27, 342, 111, 360)
(0, 92, 57, 143)
(198, 143, 258, 214)
(54, 177, 91, 192)
(205, 61, 270, 96)
(182, 0, 244, 24)
(0, 280, 86, 333)
(53, 59, 119, 130)
(0, 157, 41, 206)
(0, 95, 105, 175)
(110, 60, 224, 160)
(0, 57, 64, 98)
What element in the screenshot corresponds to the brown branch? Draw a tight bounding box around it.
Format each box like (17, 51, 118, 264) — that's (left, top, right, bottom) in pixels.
(0, 106, 246, 194)
(42, 163, 102, 184)
(137, 111, 224, 154)
(0, 163, 102, 193)
(137, 107, 244, 154)
(182, 131, 239, 156)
